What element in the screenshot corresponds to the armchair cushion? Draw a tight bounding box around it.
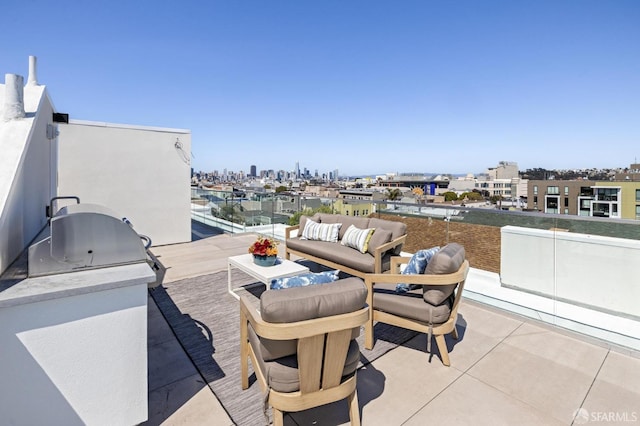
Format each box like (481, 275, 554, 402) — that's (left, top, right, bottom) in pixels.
(373, 283, 453, 324)
(423, 243, 466, 305)
(260, 277, 367, 323)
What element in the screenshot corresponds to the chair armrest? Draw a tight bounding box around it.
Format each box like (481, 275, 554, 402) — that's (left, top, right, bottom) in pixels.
(390, 256, 410, 273)
(371, 234, 407, 273)
(285, 225, 300, 240)
(365, 260, 469, 289)
(377, 234, 406, 254)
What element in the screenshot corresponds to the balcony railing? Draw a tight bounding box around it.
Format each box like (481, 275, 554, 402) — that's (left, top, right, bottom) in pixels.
(191, 188, 640, 351)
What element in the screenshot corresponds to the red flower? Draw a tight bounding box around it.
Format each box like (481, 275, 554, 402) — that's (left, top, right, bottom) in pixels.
(248, 236, 278, 256)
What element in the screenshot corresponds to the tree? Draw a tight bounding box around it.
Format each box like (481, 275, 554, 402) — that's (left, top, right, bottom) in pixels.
(489, 195, 503, 204)
(443, 191, 458, 202)
(386, 188, 402, 200)
(275, 185, 288, 193)
(460, 191, 483, 201)
(288, 204, 334, 225)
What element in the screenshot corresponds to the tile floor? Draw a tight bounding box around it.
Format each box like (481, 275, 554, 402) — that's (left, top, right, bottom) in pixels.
(144, 231, 640, 426)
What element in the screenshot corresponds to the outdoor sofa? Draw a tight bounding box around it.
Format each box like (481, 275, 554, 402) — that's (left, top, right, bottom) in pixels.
(284, 213, 407, 279)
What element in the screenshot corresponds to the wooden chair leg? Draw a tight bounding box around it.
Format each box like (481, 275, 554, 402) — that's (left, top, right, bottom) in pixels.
(364, 320, 374, 350)
(240, 311, 249, 389)
(434, 334, 450, 366)
(452, 325, 459, 340)
(273, 407, 284, 426)
(347, 389, 361, 426)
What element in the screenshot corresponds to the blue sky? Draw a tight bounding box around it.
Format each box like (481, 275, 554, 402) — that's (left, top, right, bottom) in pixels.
(2, 0, 638, 176)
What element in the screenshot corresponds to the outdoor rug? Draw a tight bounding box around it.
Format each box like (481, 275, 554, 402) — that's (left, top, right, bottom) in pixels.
(150, 264, 419, 426)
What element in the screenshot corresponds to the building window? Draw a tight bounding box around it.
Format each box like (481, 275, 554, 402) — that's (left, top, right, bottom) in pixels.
(545, 196, 559, 214)
(636, 205, 640, 220)
(564, 186, 569, 195)
(547, 186, 559, 195)
(564, 198, 569, 207)
(636, 189, 640, 202)
(533, 186, 538, 195)
(564, 208, 569, 214)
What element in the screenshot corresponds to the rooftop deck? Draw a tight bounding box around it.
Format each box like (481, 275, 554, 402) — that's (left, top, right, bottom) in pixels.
(144, 227, 640, 425)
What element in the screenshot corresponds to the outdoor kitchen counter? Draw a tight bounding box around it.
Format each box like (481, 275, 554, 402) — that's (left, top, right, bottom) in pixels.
(0, 260, 155, 308)
(0, 246, 155, 425)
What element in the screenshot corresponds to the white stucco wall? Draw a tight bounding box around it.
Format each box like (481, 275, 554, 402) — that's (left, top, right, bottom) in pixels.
(57, 121, 191, 246)
(500, 225, 640, 317)
(0, 84, 56, 276)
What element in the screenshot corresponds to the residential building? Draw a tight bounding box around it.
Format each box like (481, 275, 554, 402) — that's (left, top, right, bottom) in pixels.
(527, 180, 596, 216)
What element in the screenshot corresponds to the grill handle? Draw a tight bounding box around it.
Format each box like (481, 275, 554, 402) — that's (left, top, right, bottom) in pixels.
(139, 234, 152, 250)
(47, 196, 80, 218)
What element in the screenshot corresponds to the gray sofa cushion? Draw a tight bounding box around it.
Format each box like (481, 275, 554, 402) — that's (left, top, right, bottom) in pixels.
(368, 218, 407, 255)
(287, 238, 382, 273)
(367, 228, 392, 255)
(423, 243, 466, 305)
(260, 277, 367, 323)
(372, 283, 452, 324)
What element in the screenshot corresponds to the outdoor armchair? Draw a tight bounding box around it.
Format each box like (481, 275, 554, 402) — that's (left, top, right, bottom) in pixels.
(240, 278, 369, 425)
(364, 243, 469, 367)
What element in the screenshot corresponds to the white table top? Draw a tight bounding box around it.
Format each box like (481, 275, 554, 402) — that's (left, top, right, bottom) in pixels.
(228, 253, 309, 283)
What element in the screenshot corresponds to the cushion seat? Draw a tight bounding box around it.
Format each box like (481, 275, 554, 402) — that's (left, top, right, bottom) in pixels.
(372, 283, 453, 324)
(286, 238, 391, 273)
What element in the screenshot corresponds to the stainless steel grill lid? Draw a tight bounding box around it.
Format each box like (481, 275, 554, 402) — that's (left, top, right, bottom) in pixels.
(28, 202, 150, 277)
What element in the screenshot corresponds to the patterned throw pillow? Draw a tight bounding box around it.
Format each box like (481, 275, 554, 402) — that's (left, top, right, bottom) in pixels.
(340, 224, 375, 253)
(270, 270, 340, 290)
(301, 219, 341, 242)
(395, 246, 440, 293)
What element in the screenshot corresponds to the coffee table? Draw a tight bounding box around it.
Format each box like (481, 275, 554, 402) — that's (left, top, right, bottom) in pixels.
(227, 253, 309, 300)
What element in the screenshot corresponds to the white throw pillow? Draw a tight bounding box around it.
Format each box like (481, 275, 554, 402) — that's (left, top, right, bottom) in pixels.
(341, 224, 375, 253)
(301, 219, 341, 243)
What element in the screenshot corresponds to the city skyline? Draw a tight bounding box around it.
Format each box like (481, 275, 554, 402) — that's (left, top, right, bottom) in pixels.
(2, 1, 638, 175)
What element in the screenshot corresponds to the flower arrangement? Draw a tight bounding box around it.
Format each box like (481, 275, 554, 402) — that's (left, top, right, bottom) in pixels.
(248, 236, 278, 257)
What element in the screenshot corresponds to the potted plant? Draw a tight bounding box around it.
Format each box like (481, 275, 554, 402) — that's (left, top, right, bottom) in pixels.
(248, 236, 279, 266)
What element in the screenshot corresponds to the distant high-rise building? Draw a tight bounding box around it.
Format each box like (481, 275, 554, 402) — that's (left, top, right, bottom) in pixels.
(250, 165, 256, 177)
(295, 161, 300, 179)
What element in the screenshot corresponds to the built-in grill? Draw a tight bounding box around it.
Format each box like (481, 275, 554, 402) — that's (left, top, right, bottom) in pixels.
(28, 197, 163, 285)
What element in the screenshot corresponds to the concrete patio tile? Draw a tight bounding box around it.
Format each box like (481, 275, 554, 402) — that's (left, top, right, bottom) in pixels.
(145, 373, 232, 426)
(148, 337, 199, 392)
(467, 322, 608, 423)
(404, 374, 564, 426)
(286, 344, 461, 425)
(147, 295, 177, 347)
(398, 300, 523, 371)
(581, 350, 640, 423)
(358, 345, 462, 425)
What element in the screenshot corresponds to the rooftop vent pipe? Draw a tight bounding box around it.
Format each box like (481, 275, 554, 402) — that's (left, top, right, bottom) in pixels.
(27, 55, 38, 86)
(3, 74, 25, 121)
